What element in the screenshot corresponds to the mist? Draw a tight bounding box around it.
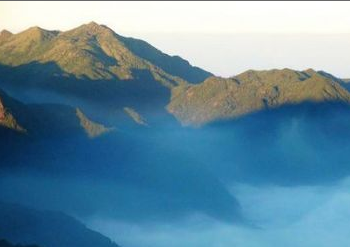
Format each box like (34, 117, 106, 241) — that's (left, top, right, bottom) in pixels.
(2, 90, 350, 246)
(2, 2, 350, 246)
(87, 178, 350, 247)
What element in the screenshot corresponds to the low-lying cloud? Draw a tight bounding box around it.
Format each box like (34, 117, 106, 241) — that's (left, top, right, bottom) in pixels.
(87, 178, 350, 247)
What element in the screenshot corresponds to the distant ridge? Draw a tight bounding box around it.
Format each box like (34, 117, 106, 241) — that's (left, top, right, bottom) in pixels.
(0, 89, 111, 138)
(168, 68, 350, 125)
(0, 201, 120, 247)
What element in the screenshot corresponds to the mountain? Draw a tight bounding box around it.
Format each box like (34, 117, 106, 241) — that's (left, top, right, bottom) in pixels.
(0, 89, 111, 138)
(117, 35, 212, 83)
(3, 21, 350, 229)
(0, 22, 210, 83)
(0, 239, 41, 247)
(340, 78, 350, 92)
(0, 22, 211, 126)
(167, 68, 350, 126)
(2, 23, 350, 128)
(0, 90, 26, 132)
(0, 201, 120, 247)
(0, 30, 13, 46)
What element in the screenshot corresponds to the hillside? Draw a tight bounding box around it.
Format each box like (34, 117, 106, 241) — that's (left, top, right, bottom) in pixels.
(0, 201, 120, 247)
(168, 68, 350, 126)
(0, 89, 110, 138)
(118, 35, 212, 83)
(0, 22, 211, 126)
(0, 22, 210, 84)
(0, 30, 13, 46)
(0, 90, 26, 132)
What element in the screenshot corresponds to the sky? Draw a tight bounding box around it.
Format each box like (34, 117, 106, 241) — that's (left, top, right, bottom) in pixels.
(2, 2, 350, 247)
(1, 1, 350, 76)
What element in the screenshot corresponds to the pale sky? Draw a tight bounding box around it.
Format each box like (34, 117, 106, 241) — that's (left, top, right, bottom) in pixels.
(1, 1, 350, 77)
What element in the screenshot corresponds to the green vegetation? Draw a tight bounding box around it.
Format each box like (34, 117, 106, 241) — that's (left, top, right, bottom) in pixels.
(0, 22, 212, 124)
(168, 68, 350, 126)
(118, 35, 212, 83)
(2, 22, 350, 129)
(0, 22, 206, 88)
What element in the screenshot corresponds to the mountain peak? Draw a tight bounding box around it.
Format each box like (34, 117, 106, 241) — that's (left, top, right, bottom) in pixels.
(303, 68, 317, 76)
(25, 26, 46, 34)
(0, 29, 12, 37)
(0, 29, 13, 45)
(16, 26, 59, 42)
(86, 21, 100, 27)
(75, 21, 111, 34)
(84, 21, 102, 29)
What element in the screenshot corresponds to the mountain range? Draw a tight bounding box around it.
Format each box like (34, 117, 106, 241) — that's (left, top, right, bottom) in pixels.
(1, 22, 350, 247)
(1, 22, 350, 129)
(0, 201, 119, 247)
(0, 22, 211, 128)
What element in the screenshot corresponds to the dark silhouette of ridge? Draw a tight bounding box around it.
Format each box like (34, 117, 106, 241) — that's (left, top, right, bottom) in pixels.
(0, 201, 120, 247)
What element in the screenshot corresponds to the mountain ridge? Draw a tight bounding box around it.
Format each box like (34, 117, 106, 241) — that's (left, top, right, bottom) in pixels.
(0, 22, 212, 126)
(0, 89, 110, 138)
(1, 23, 350, 128)
(0, 201, 120, 247)
(168, 68, 350, 126)
(0, 22, 209, 84)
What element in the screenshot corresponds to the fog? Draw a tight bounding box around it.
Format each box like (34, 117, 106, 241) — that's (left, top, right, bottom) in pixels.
(2, 91, 350, 246)
(87, 179, 350, 247)
(2, 2, 350, 246)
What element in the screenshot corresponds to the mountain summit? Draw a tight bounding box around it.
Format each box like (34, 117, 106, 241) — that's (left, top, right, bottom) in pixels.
(0, 30, 13, 45)
(0, 22, 211, 83)
(0, 22, 212, 126)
